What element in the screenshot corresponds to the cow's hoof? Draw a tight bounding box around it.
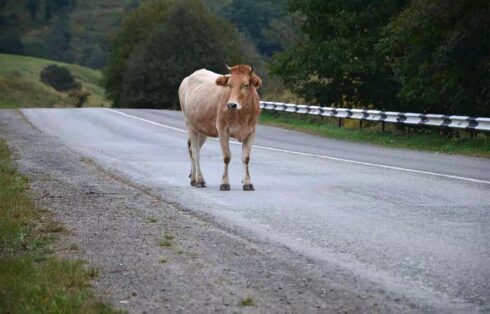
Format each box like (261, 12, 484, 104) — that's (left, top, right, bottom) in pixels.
(196, 181, 206, 188)
(220, 184, 231, 191)
(190, 180, 197, 186)
(243, 184, 255, 191)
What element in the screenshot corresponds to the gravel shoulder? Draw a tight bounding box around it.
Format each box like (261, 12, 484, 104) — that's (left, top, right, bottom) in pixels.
(0, 109, 428, 313)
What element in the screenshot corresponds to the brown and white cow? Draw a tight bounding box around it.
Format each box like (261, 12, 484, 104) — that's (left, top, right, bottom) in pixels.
(179, 64, 262, 191)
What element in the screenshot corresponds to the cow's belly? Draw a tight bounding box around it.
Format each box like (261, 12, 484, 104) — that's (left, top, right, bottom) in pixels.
(185, 112, 219, 137)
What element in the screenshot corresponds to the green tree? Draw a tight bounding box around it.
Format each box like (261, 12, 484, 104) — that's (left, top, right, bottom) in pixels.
(25, 0, 40, 20)
(44, 11, 72, 62)
(220, 0, 286, 56)
(379, 0, 489, 116)
(103, 0, 173, 106)
(118, 0, 251, 108)
(271, 0, 406, 108)
(105, 0, 263, 108)
(0, 28, 24, 54)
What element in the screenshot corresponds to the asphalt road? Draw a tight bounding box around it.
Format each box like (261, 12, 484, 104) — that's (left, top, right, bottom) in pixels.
(21, 108, 490, 312)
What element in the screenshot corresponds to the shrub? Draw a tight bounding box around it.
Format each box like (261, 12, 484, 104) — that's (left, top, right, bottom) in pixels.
(40, 65, 80, 92)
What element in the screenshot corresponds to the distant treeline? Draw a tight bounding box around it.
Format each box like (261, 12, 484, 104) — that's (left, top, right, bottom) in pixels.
(1, 0, 488, 116)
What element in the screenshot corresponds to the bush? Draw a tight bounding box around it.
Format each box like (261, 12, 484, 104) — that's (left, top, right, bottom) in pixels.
(40, 65, 80, 92)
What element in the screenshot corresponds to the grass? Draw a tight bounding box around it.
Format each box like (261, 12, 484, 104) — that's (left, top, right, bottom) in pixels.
(0, 53, 110, 108)
(146, 217, 158, 223)
(0, 139, 119, 313)
(239, 298, 255, 307)
(259, 111, 490, 158)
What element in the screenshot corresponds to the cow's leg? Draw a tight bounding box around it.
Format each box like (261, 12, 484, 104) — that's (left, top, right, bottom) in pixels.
(189, 130, 206, 187)
(242, 131, 256, 191)
(187, 138, 197, 186)
(218, 132, 231, 191)
(188, 134, 207, 185)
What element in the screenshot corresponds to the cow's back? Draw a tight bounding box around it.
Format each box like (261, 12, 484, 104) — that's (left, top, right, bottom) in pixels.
(179, 69, 227, 137)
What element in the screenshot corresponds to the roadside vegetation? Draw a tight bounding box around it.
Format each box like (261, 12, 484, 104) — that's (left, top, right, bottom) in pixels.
(260, 111, 490, 158)
(0, 140, 118, 313)
(0, 53, 109, 108)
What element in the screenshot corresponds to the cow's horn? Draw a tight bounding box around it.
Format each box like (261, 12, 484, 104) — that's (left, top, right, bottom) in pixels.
(250, 64, 254, 73)
(225, 64, 232, 71)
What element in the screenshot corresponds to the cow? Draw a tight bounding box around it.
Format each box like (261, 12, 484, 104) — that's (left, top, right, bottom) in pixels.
(179, 64, 262, 191)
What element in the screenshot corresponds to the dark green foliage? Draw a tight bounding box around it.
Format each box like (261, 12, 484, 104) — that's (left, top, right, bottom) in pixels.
(105, 0, 262, 109)
(217, 0, 287, 56)
(103, 0, 173, 106)
(25, 0, 40, 20)
(379, 0, 489, 116)
(83, 45, 107, 69)
(43, 11, 72, 62)
(0, 29, 24, 54)
(44, 0, 75, 22)
(40, 65, 80, 92)
(273, 0, 489, 116)
(271, 0, 406, 109)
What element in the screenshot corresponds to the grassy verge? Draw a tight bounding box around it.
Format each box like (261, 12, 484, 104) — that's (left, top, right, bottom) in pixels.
(0, 139, 118, 313)
(259, 111, 490, 158)
(0, 53, 110, 108)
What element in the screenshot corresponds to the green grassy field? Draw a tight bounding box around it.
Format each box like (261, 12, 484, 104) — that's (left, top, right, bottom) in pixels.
(0, 140, 118, 313)
(260, 111, 490, 158)
(0, 54, 110, 108)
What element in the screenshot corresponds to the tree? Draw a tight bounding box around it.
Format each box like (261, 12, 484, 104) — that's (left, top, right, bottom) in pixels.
(25, 0, 40, 20)
(220, 0, 286, 56)
(379, 0, 489, 116)
(105, 0, 263, 108)
(44, 11, 72, 62)
(271, 0, 406, 109)
(118, 0, 251, 109)
(0, 28, 24, 54)
(44, 0, 75, 22)
(103, 0, 173, 106)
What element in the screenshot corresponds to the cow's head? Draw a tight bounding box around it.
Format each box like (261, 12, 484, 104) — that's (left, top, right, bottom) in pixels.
(216, 64, 262, 111)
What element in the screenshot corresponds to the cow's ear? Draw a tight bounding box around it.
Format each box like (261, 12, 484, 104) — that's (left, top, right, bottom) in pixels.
(216, 75, 229, 86)
(250, 74, 262, 89)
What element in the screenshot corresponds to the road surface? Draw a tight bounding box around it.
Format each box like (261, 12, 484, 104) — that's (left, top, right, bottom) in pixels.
(15, 108, 490, 312)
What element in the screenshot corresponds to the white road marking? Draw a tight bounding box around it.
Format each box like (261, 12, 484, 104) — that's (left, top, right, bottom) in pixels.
(105, 108, 490, 185)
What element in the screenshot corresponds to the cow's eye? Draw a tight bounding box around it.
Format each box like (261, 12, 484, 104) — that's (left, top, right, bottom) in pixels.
(243, 84, 249, 88)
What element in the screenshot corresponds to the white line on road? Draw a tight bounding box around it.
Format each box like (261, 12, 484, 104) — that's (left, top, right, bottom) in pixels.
(105, 108, 490, 185)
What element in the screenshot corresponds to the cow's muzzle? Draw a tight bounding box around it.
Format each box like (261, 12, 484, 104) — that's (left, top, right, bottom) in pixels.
(227, 102, 239, 111)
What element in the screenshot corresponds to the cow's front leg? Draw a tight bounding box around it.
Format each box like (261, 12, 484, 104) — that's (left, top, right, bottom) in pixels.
(218, 132, 231, 191)
(242, 131, 255, 191)
(189, 131, 206, 187)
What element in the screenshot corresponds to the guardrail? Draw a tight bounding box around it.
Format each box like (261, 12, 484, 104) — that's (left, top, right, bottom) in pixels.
(259, 101, 490, 132)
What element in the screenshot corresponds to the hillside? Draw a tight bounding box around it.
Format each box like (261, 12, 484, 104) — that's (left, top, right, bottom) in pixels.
(0, 0, 287, 68)
(0, 54, 109, 108)
(0, 0, 139, 68)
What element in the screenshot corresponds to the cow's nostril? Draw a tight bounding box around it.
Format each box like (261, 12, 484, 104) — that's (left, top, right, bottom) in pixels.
(228, 102, 238, 109)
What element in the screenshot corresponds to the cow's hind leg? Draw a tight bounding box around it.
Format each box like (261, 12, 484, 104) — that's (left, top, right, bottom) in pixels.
(189, 130, 206, 187)
(187, 138, 197, 186)
(218, 132, 231, 191)
(187, 135, 207, 186)
(242, 131, 255, 191)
